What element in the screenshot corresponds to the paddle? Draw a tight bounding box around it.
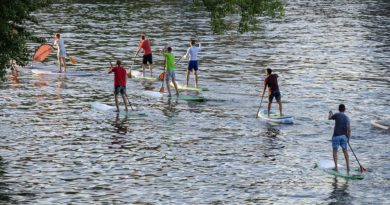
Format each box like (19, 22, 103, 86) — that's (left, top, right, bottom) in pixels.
(159, 67, 166, 93)
(69, 56, 77, 65)
(348, 142, 367, 173)
(256, 88, 265, 118)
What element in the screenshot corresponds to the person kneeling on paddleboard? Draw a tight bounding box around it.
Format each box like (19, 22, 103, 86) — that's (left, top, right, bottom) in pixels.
(261, 68, 283, 117)
(328, 104, 350, 173)
(109, 60, 129, 112)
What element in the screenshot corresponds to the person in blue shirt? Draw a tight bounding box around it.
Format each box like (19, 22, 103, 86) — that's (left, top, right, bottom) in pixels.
(328, 104, 351, 172)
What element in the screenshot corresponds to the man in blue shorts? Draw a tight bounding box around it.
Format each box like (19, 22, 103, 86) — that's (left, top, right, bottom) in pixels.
(183, 39, 201, 88)
(328, 104, 350, 172)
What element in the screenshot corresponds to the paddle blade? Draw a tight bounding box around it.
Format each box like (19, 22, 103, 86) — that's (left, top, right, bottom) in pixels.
(69, 56, 77, 64)
(127, 72, 132, 78)
(159, 86, 164, 93)
(159, 72, 165, 80)
(33, 44, 53, 62)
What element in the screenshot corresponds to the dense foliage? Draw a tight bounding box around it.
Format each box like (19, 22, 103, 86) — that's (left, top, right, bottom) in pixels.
(194, 0, 285, 34)
(0, 0, 51, 80)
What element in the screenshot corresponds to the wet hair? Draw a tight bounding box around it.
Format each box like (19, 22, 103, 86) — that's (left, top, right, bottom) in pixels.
(266, 68, 272, 74)
(141, 35, 145, 40)
(116, 60, 122, 66)
(56, 33, 60, 38)
(191, 40, 196, 45)
(339, 104, 346, 112)
(167, 47, 172, 52)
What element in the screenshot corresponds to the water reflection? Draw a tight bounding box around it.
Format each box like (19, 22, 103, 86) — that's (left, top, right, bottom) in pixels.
(328, 177, 351, 205)
(0, 156, 12, 203)
(112, 113, 128, 134)
(161, 98, 179, 118)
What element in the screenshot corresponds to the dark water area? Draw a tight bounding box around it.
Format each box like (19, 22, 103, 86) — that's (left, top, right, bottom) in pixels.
(0, 0, 389, 204)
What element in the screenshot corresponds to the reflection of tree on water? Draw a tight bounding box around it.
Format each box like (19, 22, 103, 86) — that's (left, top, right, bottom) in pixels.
(194, 0, 285, 33)
(328, 177, 351, 205)
(0, 156, 12, 203)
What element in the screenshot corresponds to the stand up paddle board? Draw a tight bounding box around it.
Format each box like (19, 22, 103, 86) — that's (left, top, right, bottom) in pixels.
(169, 82, 209, 92)
(257, 109, 294, 124)
(371, 120, 390, 131)
(317, 159, 364, 180)
(143, 91, 206, 102)
(31, 68, 93, 77)
(91, 102, 146, 116)
(129, 70, 161, 81)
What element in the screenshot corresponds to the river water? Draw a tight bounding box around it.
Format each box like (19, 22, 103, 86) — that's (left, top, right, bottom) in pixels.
(1, 0, 389, 204)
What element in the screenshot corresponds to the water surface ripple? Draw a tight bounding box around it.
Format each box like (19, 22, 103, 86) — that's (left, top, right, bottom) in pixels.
(0, 0, 389, 204)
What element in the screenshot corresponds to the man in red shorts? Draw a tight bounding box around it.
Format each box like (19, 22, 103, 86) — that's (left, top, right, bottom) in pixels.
(109, 60, 128, 112)
(261, 68, 283, 117)
(135, 34, 153, 77)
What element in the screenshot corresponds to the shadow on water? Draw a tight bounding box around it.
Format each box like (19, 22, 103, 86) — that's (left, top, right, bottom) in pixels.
(328, 177, 351, 205)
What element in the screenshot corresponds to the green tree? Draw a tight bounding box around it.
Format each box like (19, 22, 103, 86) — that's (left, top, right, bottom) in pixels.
(194, 0, 285, 34)
(0, 0, 51, 80)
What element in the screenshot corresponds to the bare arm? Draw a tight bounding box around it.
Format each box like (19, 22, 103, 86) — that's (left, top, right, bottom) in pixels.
(328, 111, 333, 120)
(108, 62, 114, 74)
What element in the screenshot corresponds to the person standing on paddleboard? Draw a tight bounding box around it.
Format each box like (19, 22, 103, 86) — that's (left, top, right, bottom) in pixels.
(328, 104, 351, 172)
(261, 68, 283, 117)
(164, 47, 179, 97)
(183, 39, 201, 88)
(53, 33, 67, 73)
(135, 34, 153, 77)
(109, 60, 129, 112)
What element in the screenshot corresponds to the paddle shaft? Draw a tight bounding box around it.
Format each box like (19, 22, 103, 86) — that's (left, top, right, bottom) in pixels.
(256, 95, 264, 118)
(348, 142, 366, 171)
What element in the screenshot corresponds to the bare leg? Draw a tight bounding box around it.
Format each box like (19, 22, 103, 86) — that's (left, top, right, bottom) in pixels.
(186, 68, 190, 87)
(142, 64, 146, 77)
(149, 64, 152, 77)
(194, 70, 199, 88)
(114, 95, 119, 112)
(277, 101, 283, 116)
(172, 80, 179, 96)
(58, 56, 62, 72)
(267, 101, 272, 117)
(121, 94, 128, 111)
(333, 149, 338, 171)
(342, 148, 350, 173)
(62, 57, 67, 72)
(166, 80, 172, 97)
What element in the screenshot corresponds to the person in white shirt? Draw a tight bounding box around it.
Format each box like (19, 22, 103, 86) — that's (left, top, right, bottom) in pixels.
(53, 33, 67, 72)
(183, 40, 201, 88)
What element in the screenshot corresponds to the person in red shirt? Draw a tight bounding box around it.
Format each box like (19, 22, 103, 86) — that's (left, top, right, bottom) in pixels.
(108, 60, 128, 112)
(135, 34, 153, 77)
(261, 68, 283, 117)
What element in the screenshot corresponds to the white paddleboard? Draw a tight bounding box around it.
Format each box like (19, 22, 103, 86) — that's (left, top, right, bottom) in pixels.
(91, 102, 146, 116)
(32, 68, 93, 77)
(317, 159, 364, 180)
(257, 109, 294, 124)
(142, 91, 206, 102)
(371, 120, 390, 131)
(129, 70, 161, 81)
(170, 82, 209, 92)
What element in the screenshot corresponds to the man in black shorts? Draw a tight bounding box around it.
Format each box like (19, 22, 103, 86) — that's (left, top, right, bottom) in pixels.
(135, 34, 153, 77)
(261, 68, 283, 117)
